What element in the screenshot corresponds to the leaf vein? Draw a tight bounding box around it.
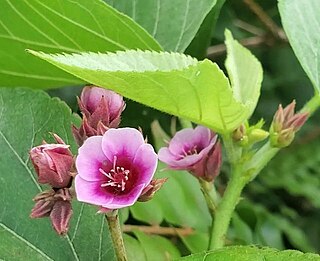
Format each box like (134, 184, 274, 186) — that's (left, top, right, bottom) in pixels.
(0, 223, 54, 261)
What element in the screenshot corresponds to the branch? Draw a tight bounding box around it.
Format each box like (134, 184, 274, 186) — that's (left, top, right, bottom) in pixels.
(207, 35, 266, 58)
(243, 0, 287, 41)
(123, 225, 194, 236)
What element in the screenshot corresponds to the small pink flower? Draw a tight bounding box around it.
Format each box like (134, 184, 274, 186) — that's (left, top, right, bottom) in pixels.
(158, 126, 222, 182)
(29, 135, 73, 188)
(72, 86, 126, 145)
(75, 128, 158, 209)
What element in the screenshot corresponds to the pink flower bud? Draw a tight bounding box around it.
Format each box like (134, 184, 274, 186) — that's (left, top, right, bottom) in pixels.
(73, 86, 126, 146)
(270, 101, 308, 148)
(29, 134, 73, 188)
(158, 126, 222, 182)
(138, 178, 168, 202)
(30, 188, 73, 236)
(50, 200, 73, 236)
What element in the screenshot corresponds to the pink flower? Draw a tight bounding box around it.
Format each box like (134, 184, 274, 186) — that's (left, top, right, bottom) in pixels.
(158, 126, 222, 182)
(29, 134, 73, 188)
(72, 86, 126, 146)
(75, 128, 158, 209)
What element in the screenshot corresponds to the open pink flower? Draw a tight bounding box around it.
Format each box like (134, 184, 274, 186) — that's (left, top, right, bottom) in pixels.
(158, 126, 221, 182)
(75, 128, 158, 209)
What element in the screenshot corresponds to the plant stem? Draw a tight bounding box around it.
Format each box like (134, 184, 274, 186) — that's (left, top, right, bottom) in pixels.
(301, 94, 320, 114)
(198, 179, 218, 249)
(209, 164, 248, 249)
(105, 211, 128, 261)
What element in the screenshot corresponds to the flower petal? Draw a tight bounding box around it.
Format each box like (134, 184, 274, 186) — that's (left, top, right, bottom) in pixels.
(76, 136, 109, 181)
(101, 128, 145, 162)
(132, 144, 158, 186)
(103, 183, 146, 209)
(168, 126, 212, 155)
(75, 176, 113, 206)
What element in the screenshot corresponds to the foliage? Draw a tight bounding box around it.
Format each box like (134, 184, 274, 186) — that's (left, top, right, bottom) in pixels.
(0, 0, 320, 260)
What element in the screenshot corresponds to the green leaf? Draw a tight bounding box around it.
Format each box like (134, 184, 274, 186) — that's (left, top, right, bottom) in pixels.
(105, 0, 217, 52)
(224, 30, 262, 117)
(133, 231, 181, 261)
(29, 49, 253, 133)
(178, 246, 320, 261)
(279, 0, 320, 91)
(123, 234, 146, 261)
(186, 0, 226, 59)
(0, 88, 114, 260)
(0, 0, 161, 88)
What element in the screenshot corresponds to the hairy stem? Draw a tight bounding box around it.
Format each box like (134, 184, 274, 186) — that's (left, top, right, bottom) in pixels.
(209, 164, 248, 249)
(106, 211, 128, 261)
(208, 94, 320, 250)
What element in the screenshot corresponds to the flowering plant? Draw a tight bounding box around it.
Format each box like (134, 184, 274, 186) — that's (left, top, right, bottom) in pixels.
(1, 1, 320, 260)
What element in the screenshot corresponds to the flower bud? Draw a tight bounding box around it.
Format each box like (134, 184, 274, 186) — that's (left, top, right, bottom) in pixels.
(138, 178, 168, 202)
(50, 200, 73, 236)
(270, 101, 308, 148)
(73, 86, 126, 146)
(30, 134, 73, 188)
(191, 141, 222, 182)
(30, 188, 73, 236)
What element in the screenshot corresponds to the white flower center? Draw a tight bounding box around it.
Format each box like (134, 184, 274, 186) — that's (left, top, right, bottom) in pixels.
(99, 156, 130, 191)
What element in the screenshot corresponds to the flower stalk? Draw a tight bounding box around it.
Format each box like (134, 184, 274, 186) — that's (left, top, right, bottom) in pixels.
(105, 211, 128, 261)
(209, 164, 248, 249)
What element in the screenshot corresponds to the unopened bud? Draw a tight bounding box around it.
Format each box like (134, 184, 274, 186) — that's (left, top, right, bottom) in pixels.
(138, 178, 168, 202)
(73, 86, 126, 146)
(270, 101, 308, 148)
(29, 134, 73, 188)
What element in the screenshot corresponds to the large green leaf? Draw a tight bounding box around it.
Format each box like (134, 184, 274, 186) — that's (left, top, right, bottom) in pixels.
(29, 48, 254, 133)
(0, 88, 114, 260)
(179, 246, 320, 261)
(0, 0, 161, 88)
(105, 0, 217, 52)
(225, 30, 262, 117)
(279, 0, 320, 91)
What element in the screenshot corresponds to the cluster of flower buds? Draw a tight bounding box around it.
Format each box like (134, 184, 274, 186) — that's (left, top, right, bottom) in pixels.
(232, 120, 269, 147)
(72, 86, 126, 146)
(270, 100, 308, 148)
(158, 125, 222, 182)
(29, 134, 74, 235)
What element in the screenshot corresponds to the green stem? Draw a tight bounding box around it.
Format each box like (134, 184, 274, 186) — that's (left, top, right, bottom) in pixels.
(243, 141, 279, 180)
(208, 95, 320, 250)
(179, 118, 193, 129)
(209, 164, 248, 249)
(106, 211, 128, 261)
(199, 179, 218, 216)
(300, 94, 320, 114)
(198, 179, 218, 250)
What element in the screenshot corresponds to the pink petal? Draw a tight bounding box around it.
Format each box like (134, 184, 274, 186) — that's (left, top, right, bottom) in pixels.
(102, 183, 146, 209)
(76, 136, 109, 182)
(168, 126, 212, 155)
(101, 128, 145, 162)
(75, 176, 113, 206)
(132, 144, 158, 186)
